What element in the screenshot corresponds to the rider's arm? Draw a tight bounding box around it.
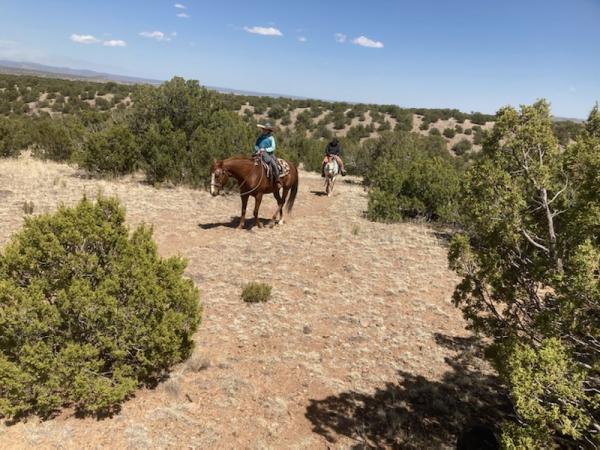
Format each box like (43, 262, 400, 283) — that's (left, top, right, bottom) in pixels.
(263, 136, 276, 153)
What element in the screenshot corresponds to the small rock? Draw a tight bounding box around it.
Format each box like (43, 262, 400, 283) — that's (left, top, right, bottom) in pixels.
(303, 325, 312, 334)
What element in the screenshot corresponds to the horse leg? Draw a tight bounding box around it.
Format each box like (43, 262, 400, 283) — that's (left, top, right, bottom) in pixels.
(277, 187, 290, 225)
(237, 195, 249, 229)
(253, 193, 264, 228)
(270, 189, 284, 227)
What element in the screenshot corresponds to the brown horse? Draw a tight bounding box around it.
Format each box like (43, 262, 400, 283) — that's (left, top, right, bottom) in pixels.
(210, 156, 299, 229)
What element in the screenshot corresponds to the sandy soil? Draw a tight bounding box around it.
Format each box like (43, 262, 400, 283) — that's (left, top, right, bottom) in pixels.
(0, 155, 505, 449)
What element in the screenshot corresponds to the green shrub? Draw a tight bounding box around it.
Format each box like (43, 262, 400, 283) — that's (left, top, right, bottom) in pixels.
(429, 127, 441, 136)
(267, 104, 285, 120)
(367, 187, 402, 222)
(0, 197, 201, 418)
(94, 97, 111, 111)
(0, 117, 21, 157)
(333, 118, 346, 130)
(464, 128, 472, 135)
(131, 78, 252, 185)
(377, 120, 391, 132)
(280, 114, 292, 126)
(455, 125, 463, 133)
(314, 125, 332, 140)
(553, 120, 584, 146)
(365, 132, 461, 222)
(473, 128, 484, 145)
(452, 138, 472, 156)
(442, 128, 456, 138)
(82, 125, 140, 175)
(139, 119, 187, 184)
(470, 111, 488, 125)
(31, 117, 84, 161)
(241, 282, 272, 303)
(188, 110, 254, 185)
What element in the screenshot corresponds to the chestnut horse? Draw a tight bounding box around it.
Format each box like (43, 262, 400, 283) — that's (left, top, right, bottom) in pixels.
(210, 156, 299, 229)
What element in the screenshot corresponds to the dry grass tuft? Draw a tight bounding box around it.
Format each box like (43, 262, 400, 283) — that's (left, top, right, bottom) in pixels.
(184, 354, 211, 373)
(241, 282, 272, 303)
(162, 376, 182, 399)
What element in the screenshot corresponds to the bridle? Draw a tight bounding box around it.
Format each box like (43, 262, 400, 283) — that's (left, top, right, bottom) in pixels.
(211, 161, 265, 196)
(210, 169, 227, 194)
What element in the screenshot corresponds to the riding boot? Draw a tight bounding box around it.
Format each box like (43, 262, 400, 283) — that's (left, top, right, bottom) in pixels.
(273, 168, 282, 190)
(321, 163, 325, 178)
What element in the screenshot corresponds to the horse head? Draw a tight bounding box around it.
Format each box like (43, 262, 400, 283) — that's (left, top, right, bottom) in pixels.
(210, 159, 229, 196)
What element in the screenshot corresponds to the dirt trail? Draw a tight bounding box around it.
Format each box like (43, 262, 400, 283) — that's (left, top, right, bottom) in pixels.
(0, 156, 495, 449)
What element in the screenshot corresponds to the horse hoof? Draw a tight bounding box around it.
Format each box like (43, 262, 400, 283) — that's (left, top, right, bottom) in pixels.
(279, 218, 284, 225)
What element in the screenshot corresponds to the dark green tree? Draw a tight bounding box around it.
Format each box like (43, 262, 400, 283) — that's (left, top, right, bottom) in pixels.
(0, 197, 200, 418)
(83, 125, 140, 175)
(449, 100, 600, 447)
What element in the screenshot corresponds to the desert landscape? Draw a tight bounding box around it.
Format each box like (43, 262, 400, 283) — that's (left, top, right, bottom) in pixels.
(0, 154, 506, 448)
(1, 2, 598, 447)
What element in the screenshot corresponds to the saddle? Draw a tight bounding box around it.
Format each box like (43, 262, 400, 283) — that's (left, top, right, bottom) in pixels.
(254, 156, 290, 180)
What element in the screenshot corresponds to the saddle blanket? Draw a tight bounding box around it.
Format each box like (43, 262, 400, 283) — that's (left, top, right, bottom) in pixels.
(256, 157, 290, 179)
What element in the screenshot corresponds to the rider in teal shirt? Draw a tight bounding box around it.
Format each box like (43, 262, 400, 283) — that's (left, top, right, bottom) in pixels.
(254, 122, 280, 187)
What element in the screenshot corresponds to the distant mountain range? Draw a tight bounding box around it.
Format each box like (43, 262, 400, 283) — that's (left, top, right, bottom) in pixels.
(0, 59, 584, 121)
(0, 59, 304, 99)
(0, 59, 162, 85)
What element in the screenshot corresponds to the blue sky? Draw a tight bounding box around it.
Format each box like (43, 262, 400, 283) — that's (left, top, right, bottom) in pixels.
(1, 0, 599, 118)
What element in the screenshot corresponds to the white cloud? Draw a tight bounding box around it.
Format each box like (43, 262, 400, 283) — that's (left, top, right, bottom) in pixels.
(176, 12, 190, 18)
(139, 31, 171, 41)
(70, 34, 126, 47)
(70, 34, 100, 45)
(298, 36, 307, 42)
(243, 26, 283, 36)
(174, 3, 186, 8)
(103, 39, 126, 47)
(334, 33, 346, 43)
(568, 85, 577, 93)
(352, 35, 384, 48)
(171, 32, 177, 37)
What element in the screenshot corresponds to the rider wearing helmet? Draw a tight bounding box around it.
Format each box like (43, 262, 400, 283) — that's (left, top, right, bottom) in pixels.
(253, 122, 281, 189)
(322, 137, 347, 177)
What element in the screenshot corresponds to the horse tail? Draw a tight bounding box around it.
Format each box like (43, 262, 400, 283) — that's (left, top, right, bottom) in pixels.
(286, 167, 299, 214)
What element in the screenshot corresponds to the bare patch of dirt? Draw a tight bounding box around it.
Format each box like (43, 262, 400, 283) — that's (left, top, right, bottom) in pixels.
(0, 155, 505, 448)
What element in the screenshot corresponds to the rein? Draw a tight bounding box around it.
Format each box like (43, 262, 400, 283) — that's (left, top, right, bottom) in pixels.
(212, 158, 265, 196)
(238, 159, 265, 196)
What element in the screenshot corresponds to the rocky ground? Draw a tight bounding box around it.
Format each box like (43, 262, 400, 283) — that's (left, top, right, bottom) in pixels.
(0, 155, 506, 449)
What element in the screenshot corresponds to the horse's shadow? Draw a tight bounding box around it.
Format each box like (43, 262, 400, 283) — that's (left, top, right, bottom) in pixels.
(310, 190, 328, 197)
(198, 217, 272, 230)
